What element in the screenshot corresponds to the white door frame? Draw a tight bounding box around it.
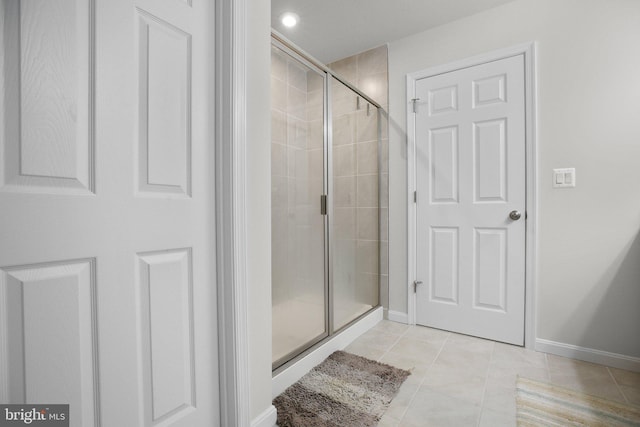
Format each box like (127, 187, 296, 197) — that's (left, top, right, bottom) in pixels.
(216, 0, 251, 425)
(406, 42, 538, 349)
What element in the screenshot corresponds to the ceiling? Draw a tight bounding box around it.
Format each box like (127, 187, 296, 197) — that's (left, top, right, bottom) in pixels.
(271, 0, 517, 63)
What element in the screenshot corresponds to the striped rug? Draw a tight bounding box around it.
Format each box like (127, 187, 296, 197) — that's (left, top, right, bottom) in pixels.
(273, 351, 410, 427)
(516, 377, 640, 426)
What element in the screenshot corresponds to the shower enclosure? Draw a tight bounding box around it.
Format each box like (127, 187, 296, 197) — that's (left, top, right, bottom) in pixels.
(271, 34, 381, 370)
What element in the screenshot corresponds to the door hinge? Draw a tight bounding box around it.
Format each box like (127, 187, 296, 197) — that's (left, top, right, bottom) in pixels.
(413, 191, 417, 203)
(320, 194, 327, 215)
(413, 280, 423, 293)
(411, 98, 421, 113)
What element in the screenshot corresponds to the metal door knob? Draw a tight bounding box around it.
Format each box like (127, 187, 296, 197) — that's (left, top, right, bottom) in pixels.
(509, 210, 522, 221)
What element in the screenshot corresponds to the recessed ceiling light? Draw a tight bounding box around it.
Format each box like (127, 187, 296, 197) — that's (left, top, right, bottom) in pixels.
(281, 12, 299, 28)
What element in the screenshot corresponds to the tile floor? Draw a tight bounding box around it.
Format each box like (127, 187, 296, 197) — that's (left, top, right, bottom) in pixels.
(344, 320, 640, 426)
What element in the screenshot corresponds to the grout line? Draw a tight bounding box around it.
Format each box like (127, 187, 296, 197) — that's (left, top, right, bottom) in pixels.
(476, 340, 497, 427)
(607, 366, 630, 404)
(544, 352, 550, 381)
(376, 324, 408, 362)
(393, 329, 453, 425)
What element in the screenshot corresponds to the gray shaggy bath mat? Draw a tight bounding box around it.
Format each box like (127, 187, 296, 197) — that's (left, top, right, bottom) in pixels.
(273, 351, 410, 426)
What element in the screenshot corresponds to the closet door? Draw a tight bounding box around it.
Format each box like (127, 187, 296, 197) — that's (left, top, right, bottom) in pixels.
(0, 1, 220, 425)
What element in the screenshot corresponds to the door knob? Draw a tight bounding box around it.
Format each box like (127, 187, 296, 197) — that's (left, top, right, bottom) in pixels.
(413, 280, 423, 293)
(509, 210, 522, 221)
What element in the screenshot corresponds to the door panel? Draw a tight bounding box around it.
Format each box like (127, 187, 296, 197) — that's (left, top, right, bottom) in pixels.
(0, 0, 219, 425)
(270, 45, 328, 369)
(429, 126, 458, 203)
(415, 55, 526, 345)
(0, 0, 93, 194)
(430, 227, 458, 304)
(474, 228, 507, 311)
(1, 260, 98, 426)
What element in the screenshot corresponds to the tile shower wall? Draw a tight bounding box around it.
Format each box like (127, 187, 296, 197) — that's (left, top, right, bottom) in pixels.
(329, 45, 390, 312)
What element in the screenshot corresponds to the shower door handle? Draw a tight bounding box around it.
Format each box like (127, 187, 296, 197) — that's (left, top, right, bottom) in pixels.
(320, 194, 327, 215)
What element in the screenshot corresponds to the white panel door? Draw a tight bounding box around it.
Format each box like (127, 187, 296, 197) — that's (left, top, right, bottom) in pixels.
(414, 55, 526, 345)
(0, 0, 219, 425)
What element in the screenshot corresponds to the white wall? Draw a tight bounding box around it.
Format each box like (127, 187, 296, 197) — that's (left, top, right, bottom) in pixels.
(388, 0, 640, 359)
(247, 0, 274, 421)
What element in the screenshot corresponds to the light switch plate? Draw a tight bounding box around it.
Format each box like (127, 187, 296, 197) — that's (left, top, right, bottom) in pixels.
(553, 168, 576, 188)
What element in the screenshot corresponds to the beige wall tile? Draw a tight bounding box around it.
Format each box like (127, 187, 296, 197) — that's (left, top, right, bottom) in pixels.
(334, 176, 356, 207)
(357, 140, 379, 174)
(307, 119, 324, 149)
(332, 90, 358, 117)
(307, 70, 324, 92)
(357, 45, 388, 77)
(287, 117, 307, 149)
(271, 76, 287, 111)
(357, 240, 378, 274)
(356, 109, 378, 143)
(271, 175, 288, 209)
(358, 73, 388, 106)
(287, 86, 307, 120)
(271, 142, 287, 177)
(357, 174, 378, 207)
(332, 113, 356, 146)
(306, 88, 324, 120)
(334, 207, 356, 240)
(307, 147, 324, 180)
(271, 46, 288, 79)
(333, 239, 357, 298)
(333, 144, 356, 177)
(287, 60, 307, 91)
(329, 56, 357, 85)
(309, 177, 324, 211)
(271, 206, 289, 301)
(293, 178, 312, 206)
(271, 109, 286, 143)
(357, 207, 378, 240)
(356, 272, 379, 306)
(291, 147, 308, 179)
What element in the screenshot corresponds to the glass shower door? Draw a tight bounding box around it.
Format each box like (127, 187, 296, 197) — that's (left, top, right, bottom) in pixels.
(331, 77, 380, 331)
(271, 45, 327, 369)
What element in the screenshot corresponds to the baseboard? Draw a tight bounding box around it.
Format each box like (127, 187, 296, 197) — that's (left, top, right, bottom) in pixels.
(387, 310, 409, 324)
(536, 339, 640, 373)
(251, 405, 277, 427)
(272, 306, 383, 398)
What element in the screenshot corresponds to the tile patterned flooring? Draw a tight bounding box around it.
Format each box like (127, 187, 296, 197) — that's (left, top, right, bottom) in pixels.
(343, 320, 640, 426)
